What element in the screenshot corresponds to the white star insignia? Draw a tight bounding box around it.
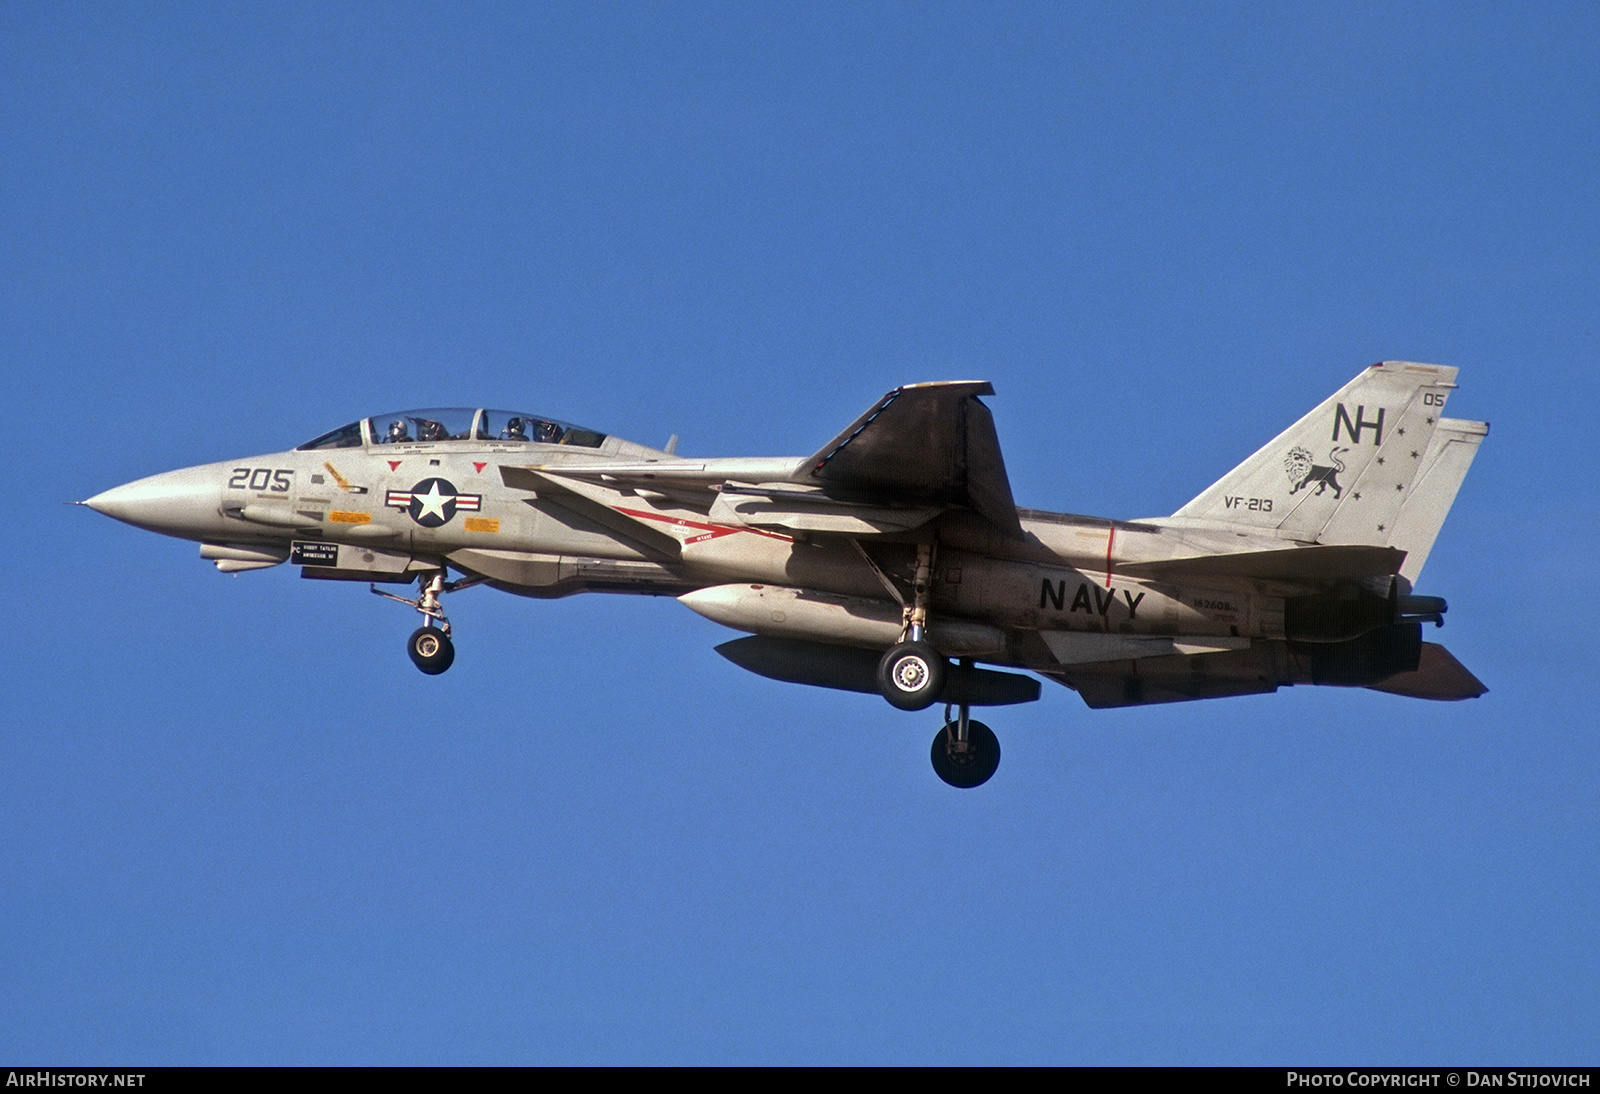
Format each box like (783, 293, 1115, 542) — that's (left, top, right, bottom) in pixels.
(413, 481, 452, 522)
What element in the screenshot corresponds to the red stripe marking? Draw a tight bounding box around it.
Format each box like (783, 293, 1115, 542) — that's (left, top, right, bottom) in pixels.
(1105, 523, 1116, 588)
(612, 506, 792, 542)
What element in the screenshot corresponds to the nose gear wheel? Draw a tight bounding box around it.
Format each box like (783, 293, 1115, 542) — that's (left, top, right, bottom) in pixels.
(371, 569, 482, 674)
(407, 626, 455, 674)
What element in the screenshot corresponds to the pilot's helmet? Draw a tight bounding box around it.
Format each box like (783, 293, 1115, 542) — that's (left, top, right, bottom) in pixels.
(503, 417, 528, 440)
(534, 419, 561, 443)
(387, 419, 410, 442)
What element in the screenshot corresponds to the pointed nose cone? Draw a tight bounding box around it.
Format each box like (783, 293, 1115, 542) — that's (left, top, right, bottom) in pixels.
(83, 467, 224, 540)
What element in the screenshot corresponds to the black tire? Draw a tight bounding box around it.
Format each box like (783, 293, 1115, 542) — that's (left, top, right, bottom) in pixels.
(930, 720, 1000, 788)
(407, 627, 455, 675)
(877, 641, 946, 711)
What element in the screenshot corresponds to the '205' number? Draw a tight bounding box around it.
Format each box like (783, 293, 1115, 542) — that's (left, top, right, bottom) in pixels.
(228, 468, 293, 492)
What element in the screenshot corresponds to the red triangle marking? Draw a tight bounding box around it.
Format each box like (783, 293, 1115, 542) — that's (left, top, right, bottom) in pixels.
(473, 462, 486, 473)
(388, 460, 401, 470)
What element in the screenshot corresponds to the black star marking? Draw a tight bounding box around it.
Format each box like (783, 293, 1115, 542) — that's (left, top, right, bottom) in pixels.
(1377, 524, 1385, 532)
(1377, 457, 1385, 465)
(1411, 450, 1420, 458)
(1395, 483, 1404, 491)
(1426, 416, 1435, 424)
(1398, 427, 1406, 435)
(1352, 492, 1361, 500)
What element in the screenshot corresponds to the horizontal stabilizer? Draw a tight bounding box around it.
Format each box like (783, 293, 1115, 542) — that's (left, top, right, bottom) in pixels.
(1365, 642, 1486, 700)
(1044, 627, 1475, 708)
(1117, 543, 1404, 583)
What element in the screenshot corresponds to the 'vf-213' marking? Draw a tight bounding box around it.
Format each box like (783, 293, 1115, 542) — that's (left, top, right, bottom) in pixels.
(1040, 579, 1146, 618)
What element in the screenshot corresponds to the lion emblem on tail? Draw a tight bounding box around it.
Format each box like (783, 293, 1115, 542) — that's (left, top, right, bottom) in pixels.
(1284, 446, 1348, 497)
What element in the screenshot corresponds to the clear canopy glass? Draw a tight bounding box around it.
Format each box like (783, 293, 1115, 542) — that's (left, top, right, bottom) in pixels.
(298, 409, 607, 451)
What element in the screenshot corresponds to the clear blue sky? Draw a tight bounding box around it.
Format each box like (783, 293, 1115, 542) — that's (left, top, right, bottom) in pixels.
(4, 1, 1596, 1064)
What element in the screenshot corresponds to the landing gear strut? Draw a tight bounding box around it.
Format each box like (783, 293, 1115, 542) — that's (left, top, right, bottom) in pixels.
(930, 659, 1001, 788)
(867, 542, 1005, 787)
(876, 541, 947, 709)
(372, 568, 481, 675)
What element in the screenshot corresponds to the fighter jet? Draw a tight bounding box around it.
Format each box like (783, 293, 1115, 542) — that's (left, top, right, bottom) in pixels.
(83, 362, 1487, 787)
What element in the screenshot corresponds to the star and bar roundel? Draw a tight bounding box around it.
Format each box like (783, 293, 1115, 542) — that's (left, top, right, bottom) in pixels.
(385, 478, 482, 527)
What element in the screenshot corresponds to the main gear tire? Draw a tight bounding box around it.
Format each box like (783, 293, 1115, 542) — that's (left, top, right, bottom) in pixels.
(877, 641, 946, 711)
(931, 720, 1000, 788)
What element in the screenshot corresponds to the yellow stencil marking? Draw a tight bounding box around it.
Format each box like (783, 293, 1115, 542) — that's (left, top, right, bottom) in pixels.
(323, 462, 353, 491)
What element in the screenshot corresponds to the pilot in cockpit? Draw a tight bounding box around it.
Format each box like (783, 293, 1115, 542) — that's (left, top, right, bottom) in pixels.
(386, 419, 411, 444)
(501, 417, 530, 441)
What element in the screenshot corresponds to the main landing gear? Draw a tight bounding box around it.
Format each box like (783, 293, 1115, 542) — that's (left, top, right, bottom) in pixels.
(372, 568, 482, 675)
(931, 710, 1000, 790)
(877, 645, 1003, 789)
(872, 541, 1003, 789)
(877, 640, 945, 710)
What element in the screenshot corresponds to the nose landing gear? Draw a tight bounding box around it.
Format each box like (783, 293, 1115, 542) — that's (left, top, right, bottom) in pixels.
(372, 568, 481, 675)
(407, 626, 454, 675)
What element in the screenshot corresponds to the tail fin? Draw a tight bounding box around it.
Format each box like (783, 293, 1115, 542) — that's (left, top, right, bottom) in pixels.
(1173, 363, 1477, 564)
(1356, 416, 1486, 581)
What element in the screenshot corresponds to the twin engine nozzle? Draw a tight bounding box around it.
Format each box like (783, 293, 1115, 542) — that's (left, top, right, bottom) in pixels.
(1285, 576, 1447, 643)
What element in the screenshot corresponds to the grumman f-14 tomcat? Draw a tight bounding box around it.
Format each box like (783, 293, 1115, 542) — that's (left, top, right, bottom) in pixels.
(84, 362, 1487, 787)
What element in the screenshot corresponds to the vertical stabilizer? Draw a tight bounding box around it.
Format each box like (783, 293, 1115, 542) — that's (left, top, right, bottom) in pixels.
(1173, 362, 1462, 546)
(1358, 417, 1487, 582)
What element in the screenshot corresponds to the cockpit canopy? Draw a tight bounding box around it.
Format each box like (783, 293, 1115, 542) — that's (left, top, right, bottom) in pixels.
(297, 408, 607, 451)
